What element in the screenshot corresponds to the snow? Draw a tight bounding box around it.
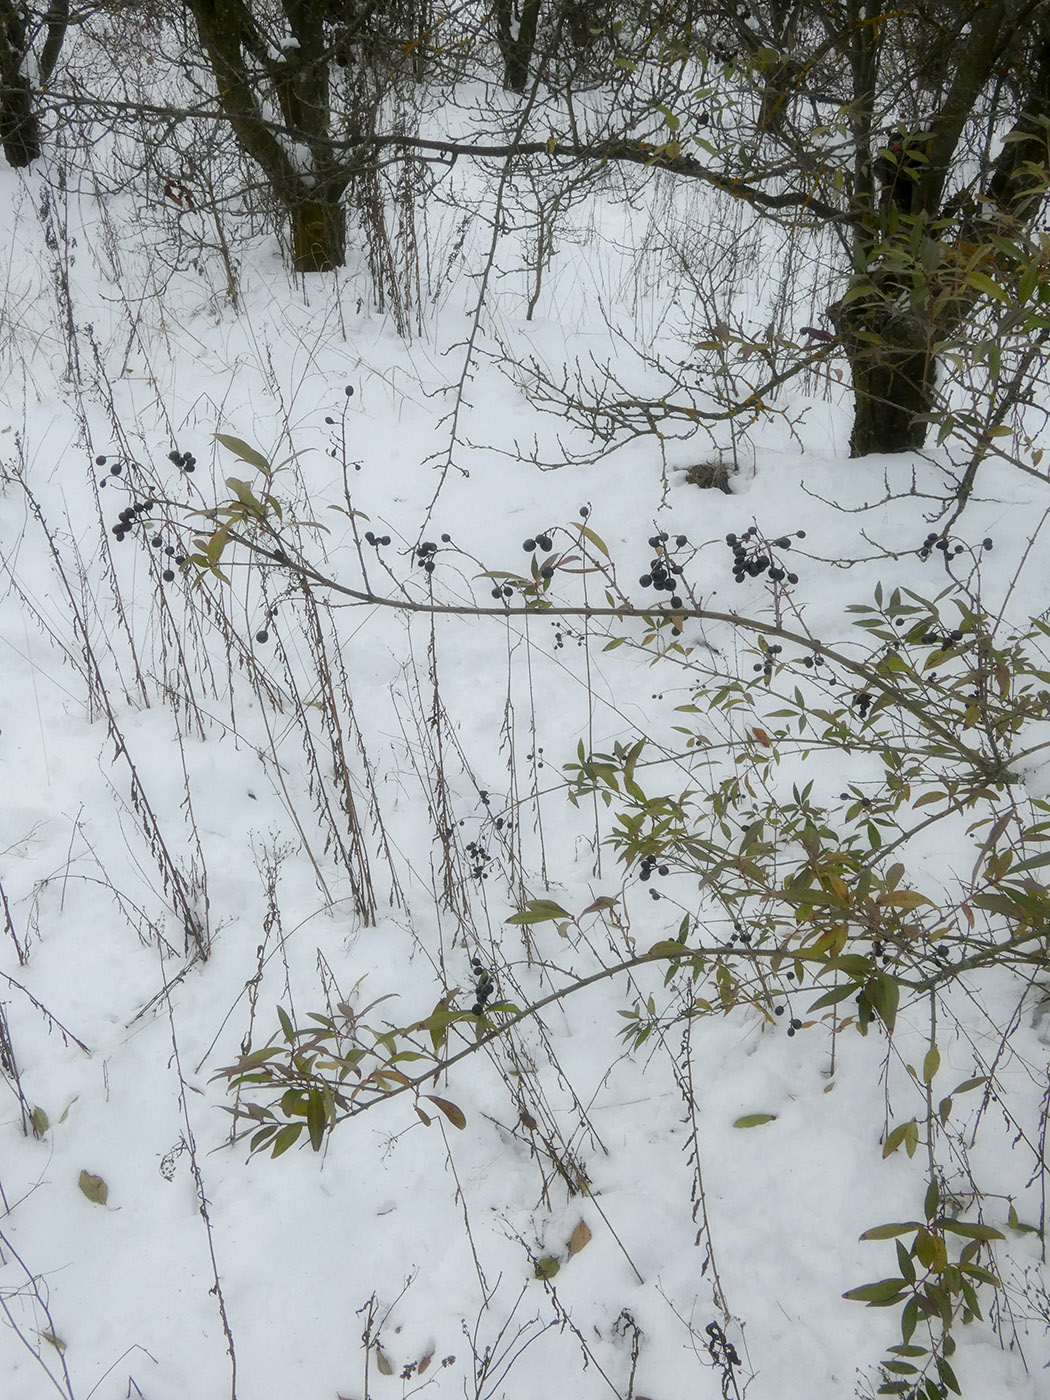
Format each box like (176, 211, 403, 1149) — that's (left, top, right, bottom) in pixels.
(0, 113, 1049, 1400)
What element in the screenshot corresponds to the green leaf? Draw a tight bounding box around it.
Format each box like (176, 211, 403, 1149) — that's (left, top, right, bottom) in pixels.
(215, 432, 272, 475)
(534, 1255, 561, 1280)
(733, 1113, 777, 1128)
(822, 955, 874, 979)
(580, 525, 610, 557)
(30, 1105, 49, 1137)
(648, 940, 692, 959)
(876, 890, 933, 910)
(423, 1095, 466, 1130)
(842, 1278, 908, 1304)
(883, 1120, 917, 1158)
(922, 1045, 940, 1084)
(939, 1220, 1004, 1242)
(860, 1222, 923, 1240)
(868, 973, 900, 1033)
(225, 476, 267, 517)
(1007, 1203, 1040, 1234)
(935, 1357, 961, 1395)
(807, 985, 858, 1012)
(901, 1297, 919, 1344)
(506, 899, 572, 925)
(271, 1123, 304, 1157)
(951, 1076, 988, 1095)
(78, 1170, 108, 1205)
(307, 1089, 327, 1151)
(965, 268, 1010, 304)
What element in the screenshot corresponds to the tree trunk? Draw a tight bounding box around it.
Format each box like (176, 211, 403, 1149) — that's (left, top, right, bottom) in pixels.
(830, 293, 935, 456)
(290, 198, 346, 273)
(494, 0, 542, 93)
(0, 73, 38, 166)
(0, 4, 39, 167)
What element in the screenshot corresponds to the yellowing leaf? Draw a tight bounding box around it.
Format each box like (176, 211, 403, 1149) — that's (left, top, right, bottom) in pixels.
(423, 1095, 466, 1130)
(733, 1113, 777, 1128)
(876, 890, 933, 910)
(568, 1220, 592, 1256)
(534, 1255, 560, 1280)
(78, 1170, 108, 1205)
(647, 940, 690, 959)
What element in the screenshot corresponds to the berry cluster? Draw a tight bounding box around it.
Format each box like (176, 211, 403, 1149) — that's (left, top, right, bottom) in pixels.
(920, 627, 964, 652)
(773, 1003, 804, 1037)
(725, 527, 802, 584)
(852, 690, 874, 718)
(109, 498, 157, 543)
(465, 839, 490, 880)
(364, 530, 391, 547)
(416, 540, 439, 574)
(167, 449, 197, 473)
(255, 606, 278, 644)
(638, 854, 669, 882)
(469, 958, 494, 1016)
(751, 642, 783, 679)
(638, 532, 688, 604)
(522, 534, 556, 582)
(918, 532, 993, 561)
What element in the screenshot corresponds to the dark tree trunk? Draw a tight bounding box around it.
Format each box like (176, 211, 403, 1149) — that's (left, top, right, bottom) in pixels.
(830, 295, 934, 456)
(830, 0, 1035, 456)
(290, 198, 347, 273)
(0, 74, 39, 166)
(0, 5, 38, 167)
(0, 0, 68, 167)
(494, 0, 542, 93)
(187, 0, 350, 272)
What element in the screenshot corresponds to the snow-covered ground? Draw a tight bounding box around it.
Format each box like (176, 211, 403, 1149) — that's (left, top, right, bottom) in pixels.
(1, 119, 1049, 1400)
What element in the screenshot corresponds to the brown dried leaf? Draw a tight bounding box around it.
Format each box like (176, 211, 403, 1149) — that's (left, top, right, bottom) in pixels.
(568, 1220, 593, 1256)
(375, 1346, 394, 1376)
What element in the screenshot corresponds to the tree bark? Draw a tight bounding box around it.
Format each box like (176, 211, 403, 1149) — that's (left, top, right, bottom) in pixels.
(494, 0, 542, 94)
(830, 294, 935, 455)
(0, 4, 39, 166)
(831, 0, 1034, 455)
(290, 197, 347, 273)
(0, 0, 69, 167)
(186, 0, 351, 270)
